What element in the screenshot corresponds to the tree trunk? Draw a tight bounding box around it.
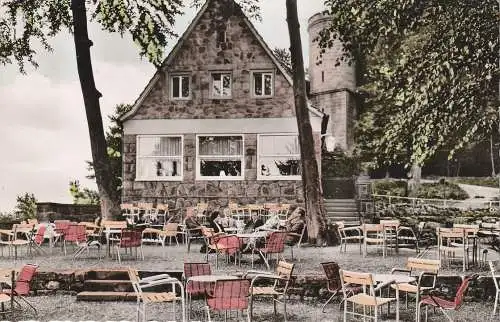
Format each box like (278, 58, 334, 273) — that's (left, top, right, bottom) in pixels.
(286, 0, 327, 245)
(71, 0, 120, 219)
(490, 134, 496, 176)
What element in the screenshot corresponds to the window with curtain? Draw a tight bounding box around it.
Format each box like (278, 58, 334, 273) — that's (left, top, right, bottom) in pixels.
(136, 136, 183, 180)
(197, 135, 244, 179)
(258, 134, 301, 180)
(252, 71, 273, 97)
(211, 72, 232, 98)
(171, 74, 190, 99)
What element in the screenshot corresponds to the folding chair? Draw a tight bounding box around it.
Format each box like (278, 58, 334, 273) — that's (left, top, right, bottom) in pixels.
(251, 231, 287, 270)
(183, 262, 212, 320)
(205, 279, 251, 322)
(320, 262, 360, 313)
(0, 264, 38, 315)
(418, 274, 478, 322)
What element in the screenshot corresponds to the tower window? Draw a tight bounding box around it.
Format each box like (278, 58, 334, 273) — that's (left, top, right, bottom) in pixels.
(322, 71, 324, 82)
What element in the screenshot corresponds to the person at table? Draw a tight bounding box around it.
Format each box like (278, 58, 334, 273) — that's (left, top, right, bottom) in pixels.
(214, 208, 235, 230)
(207, 210, 225, 233)
(284, 206, 306, 245)
(243, 213, 264, 233)
(185, 208, 203, 236)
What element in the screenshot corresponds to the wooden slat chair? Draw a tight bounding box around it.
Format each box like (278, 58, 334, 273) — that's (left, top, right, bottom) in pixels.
(247, 260, 295, 322)
(391, 257, 440, 321)
(102, 220, 128, 245)
(320, 261, 360, 313)
(418, 274, 478, 322)
(129, 268, 185, 322)
(137, 202, 156, 225)
(340, 269, 399, 322)
(205, 279, 251, 322)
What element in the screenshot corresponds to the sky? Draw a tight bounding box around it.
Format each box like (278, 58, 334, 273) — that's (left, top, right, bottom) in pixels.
(0, 0, 326, 213)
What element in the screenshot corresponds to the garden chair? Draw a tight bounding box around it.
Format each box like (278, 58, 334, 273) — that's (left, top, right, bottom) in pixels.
(437, 228, 472, 271)
(335, 221, 363, 254)
(205, 279, 251, 322)
(206, 234, 241, 269)
(0, 264, 38, 315)
(114, 229, 144, 263)
(391, 257, 440, 321)
(64, 224, 101, 259)
(417, 274, 478, 322)
(320, 261, 360, 313)
(245, 260, 294, 322)
(488, 260, 500, 317)
(128, 268, 185, 322)
(251, 230, 288, 270)
(340, 269, 399, 322)
(362, 223, 386, 257)
(28, 225, 47, 255)
(1, 224, 32, 259)
(183, 262, 212, 320)
(286, 222, 307, 261)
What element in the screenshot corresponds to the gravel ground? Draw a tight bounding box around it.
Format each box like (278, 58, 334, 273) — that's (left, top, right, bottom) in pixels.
(1, 242, 499, 321)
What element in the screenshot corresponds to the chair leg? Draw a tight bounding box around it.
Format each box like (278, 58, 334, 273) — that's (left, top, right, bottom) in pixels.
(493, 291, 499, 317)
(205, 305, 212, 322)
(322, 291, 338, 313)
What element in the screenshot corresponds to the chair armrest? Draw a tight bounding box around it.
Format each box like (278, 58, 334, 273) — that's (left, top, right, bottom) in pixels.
(139, 277, 178, 289)
(244, 269, 274, 277)
(391, 268, 411, 274)
(250, 274, 287, 288)
(374, 279, 395, 293)
(140, 274, 171, 282)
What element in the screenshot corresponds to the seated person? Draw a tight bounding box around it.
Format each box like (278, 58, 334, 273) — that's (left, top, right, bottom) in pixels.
(207, 210, 225, 233)
(214, 208, 235, 230)
(184, 207, 203, 236)
(284, 206, 306, 245)
(243, 213, 265, 233)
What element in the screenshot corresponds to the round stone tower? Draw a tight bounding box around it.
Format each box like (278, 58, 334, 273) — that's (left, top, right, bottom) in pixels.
(308, 12, 357, 151)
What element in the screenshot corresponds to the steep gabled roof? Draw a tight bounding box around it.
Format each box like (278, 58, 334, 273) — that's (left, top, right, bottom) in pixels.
(121, 0, 295, 121)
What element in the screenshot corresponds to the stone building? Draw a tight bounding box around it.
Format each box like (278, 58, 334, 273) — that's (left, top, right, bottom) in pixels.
(120, 0, 326, 208)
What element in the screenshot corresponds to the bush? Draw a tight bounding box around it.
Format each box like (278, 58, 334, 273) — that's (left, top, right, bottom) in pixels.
(448, 177, 499, 188)
(414, 182, 469, 200)
(372, 179, 407, 196)
(322, 147, 360, 177)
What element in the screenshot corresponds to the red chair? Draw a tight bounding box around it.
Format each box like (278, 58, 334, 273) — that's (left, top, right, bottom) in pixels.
(114, 229, 144, 263)
(183, 262, 212, 320)
(206, 234, 242, 268)
(320, 261, 360, 313)
(251, 231, 287, 269)
(205, 279, 251, 322)
(64, 224, 101, 259)
(0, 264, 39, 314)
(29, 225, 47, 255)
(418, 274, 478, 322)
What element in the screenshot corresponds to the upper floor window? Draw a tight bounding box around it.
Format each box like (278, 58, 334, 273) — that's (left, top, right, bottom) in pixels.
(258, 134, 301, 180)
(211, 73, 232, 98)
(171, 74, 190, 99)
(196, 135, 244, 180)
(136, 135, 183, 181)
(252, 71, 273, 97)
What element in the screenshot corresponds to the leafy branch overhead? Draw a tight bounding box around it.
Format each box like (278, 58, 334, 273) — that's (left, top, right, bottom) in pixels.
(319, 0, 499, 167)
(0, 0, 183, 69)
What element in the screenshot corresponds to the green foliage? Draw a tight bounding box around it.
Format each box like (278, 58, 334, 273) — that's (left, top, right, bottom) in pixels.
(414, 182, 469, 200)
(14, 192, 37, 220)
(322, 147, 360, 177)
(372, 180, 408, 197)
(320, 0, 499, 168)
(69, 180, 100, 205)
(447, 177, 500, 188)
(0, 0, 184, 69)
(273, 47, 292, 75)
(86, 103, 132, 194)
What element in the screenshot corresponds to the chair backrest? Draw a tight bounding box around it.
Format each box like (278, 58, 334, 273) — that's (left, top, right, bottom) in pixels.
(214, 235, 241, 255)
(102, 220, 127, 230)
(165, 222, 179, 232)
(208, 279, 251, 310)
(119, 229, 142, 247)
(34, 225, 46, 245)
(321, 262, 341, 292)
(54, 220, 71, 233)
(406, 257, 440, 273)
(183, 262, 211, 279)
(264, 231, 288, 253)
(14, 264, 39, 296)
(64, 224, 87, 242)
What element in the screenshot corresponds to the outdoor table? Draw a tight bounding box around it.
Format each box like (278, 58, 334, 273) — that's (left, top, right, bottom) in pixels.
(187, 274, 239, 283)
(373, 273, 416, 285)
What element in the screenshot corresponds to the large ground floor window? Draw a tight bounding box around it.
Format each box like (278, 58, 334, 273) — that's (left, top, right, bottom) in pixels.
(136, 135, 183, 180)
(196, 135, 244, 180)
(258, 134, 301, 180)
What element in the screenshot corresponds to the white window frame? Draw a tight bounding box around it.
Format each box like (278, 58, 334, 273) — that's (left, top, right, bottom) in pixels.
(257, 133, 301, 180)
(170, 74, 191, 100)
(135, 135, 183, 181)
(210, 72, 232, 99)
(196, 134, 244, 181)
(251, 70, 274, 98)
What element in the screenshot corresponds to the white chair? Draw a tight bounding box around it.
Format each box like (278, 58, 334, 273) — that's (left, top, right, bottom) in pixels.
(335, 222, 363, 254)
(489, 260, 500, 317)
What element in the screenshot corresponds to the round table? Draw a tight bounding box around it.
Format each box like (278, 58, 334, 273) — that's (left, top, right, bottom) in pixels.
(187, 274, 239, 283)
(373, 273, 416, 284)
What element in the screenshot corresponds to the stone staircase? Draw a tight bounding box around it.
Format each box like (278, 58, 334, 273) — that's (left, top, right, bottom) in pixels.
(324, 199, 360, 226)
(76, 269, 183, 301)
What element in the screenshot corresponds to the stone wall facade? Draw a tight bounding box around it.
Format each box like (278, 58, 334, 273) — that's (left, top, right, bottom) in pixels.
(121, 0, 323, 207)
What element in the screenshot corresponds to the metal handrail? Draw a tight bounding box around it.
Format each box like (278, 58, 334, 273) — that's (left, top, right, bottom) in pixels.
(372, 194, 500, 210)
